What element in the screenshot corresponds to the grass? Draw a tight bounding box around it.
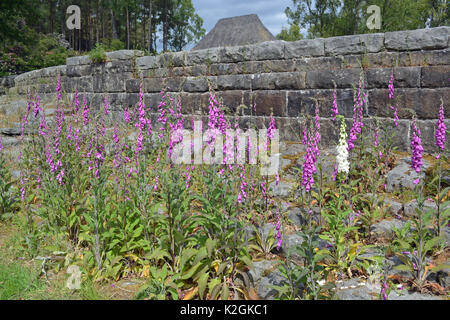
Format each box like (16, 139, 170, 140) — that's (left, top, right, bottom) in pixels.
(0, 217, 143, 300)
(0, 260, 42, 299)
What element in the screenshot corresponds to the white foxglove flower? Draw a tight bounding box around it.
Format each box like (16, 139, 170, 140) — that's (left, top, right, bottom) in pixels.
(336, 116, 349, 174)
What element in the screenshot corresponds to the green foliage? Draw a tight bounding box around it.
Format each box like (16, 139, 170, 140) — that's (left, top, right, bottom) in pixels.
(276, 23, 304, 41)
(0, 260, 42, 299)
(88, 44, 108, 64)
(0, 153, 16, 219)
(392, 185, 448, 290)
(283, 0, 449, 38)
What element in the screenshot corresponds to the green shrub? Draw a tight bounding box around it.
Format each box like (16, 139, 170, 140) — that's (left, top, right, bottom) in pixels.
(88, 44, 107, 64)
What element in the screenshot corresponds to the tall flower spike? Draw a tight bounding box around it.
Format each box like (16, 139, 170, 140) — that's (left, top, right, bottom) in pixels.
(410, 119, 424, 184)
(435, 100, 446, 158)
(336, 116, 349, 175)
(331, 87, 338, 121)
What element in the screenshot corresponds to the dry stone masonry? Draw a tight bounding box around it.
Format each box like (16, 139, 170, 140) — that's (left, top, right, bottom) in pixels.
(1, 26, 449, 153)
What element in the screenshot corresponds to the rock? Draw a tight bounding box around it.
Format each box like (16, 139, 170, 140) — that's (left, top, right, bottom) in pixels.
(257, 270, 288, 300)
(335, 278, 378, 300)
(66, 55, 91, 66)
(385, 26, 450, 51)
(106, 50, 143, 60)
(370, 219, 406, 238)
(247, 260, 279, 284)
(183, 77, 210, 92)
(383, 198, 403, 216)
(136, 55, 158, 70)
(280, 142, 304, 156)
(287, 207, 302, 227)
(252, 41, 285, 61)
(268, 181, 294, 198)
(217, 74, 251, 90)
(427, 264, 450, 289)
(403, 199, 437, 217)
(285, 39, 324, 58)
(282, 233, 304, 255)
(387, 291, 443, 300)
(325, 33, 384, 55)
(288, 206, 321, 227)
(386, 158, 429, 192)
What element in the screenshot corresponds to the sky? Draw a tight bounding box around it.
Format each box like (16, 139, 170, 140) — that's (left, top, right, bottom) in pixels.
(191, 0, 293, 39)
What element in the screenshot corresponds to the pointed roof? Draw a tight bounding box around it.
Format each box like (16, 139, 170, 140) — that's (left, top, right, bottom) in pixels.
(192, 14, 276, 50)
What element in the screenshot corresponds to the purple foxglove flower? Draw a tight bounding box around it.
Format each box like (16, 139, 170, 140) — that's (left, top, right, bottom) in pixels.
(435, 101, 446, 156)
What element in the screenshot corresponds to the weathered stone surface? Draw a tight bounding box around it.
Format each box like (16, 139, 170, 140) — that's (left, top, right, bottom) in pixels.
(403, 199, 437, 217)
(306, 69, 360, 89)
(247, 260, 279, 284)
(143, 78, 166, 93)
(252, 41, 285, 61)
(216, 90, 252, 114)
(370, 219, 406, 238)
(66, 55, 91, 66)
(335, 279, 377, 300)
(421, 65, 450, 87)
(209, 63, 244, 76)
(126, 79, 140, 93)
(252, 72, 306, 90)
(287, 89, 354, 118)
(285, 39, 324, 58)
(268, 181, 294, 198)
(106, 50, 143, 60)
(186, 47, 221, 65)
(136, 55, 158, 70)
(386, 158, 430, 192)
(218, 46, 252, 63)
(368, 88, 450, 120)
(325, 33, 384, 56)
(183, 77, 213, 92)
(253, 90, 286, 116)
(257, 270, 286, 300)
(383, 198, 403, 216)
(158, 51, 186, 67)
(335, 278, 442, 300)
(216, 74, 251, 90)
(366, 67, 421, 88)
(385, 26, 450, 51)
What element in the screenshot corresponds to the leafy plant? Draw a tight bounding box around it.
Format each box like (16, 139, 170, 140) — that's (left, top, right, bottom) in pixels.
(88, 44, 107, 64)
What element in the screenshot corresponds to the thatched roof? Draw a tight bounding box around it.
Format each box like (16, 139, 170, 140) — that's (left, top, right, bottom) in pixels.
(192, 14, 275, 50)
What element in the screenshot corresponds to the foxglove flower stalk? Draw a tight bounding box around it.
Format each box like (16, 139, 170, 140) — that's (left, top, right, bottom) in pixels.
(33, 95, 40, 118)
(103, 96, 110, 115)
(123, 107, 130, 123)
(331, 88, 338, 121)
(388, 73, 394, 99)
(388, 73, 399, 127)
(275, 208, 282, 251)
(302, 137, 316, 192)
(56, 74, 62, 101)
(336, 116, 350, 175)
(0, 137, 3, 152)
(266, 114, 276, 151)
(410, 119, 423, 183)
(82, 96, 89, 126)
(74, 88, 80, 113)
(39, 108, 47, 136)
(435, 101, 446, 158)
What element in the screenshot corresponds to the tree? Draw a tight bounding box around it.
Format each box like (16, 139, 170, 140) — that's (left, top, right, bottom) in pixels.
(276, 23, 304, 41)
(282, 0, 448, 38)
(168, 0, 205, 51)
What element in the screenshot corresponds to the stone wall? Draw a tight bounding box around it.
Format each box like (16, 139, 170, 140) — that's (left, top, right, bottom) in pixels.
(1, 26, 449, 153)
